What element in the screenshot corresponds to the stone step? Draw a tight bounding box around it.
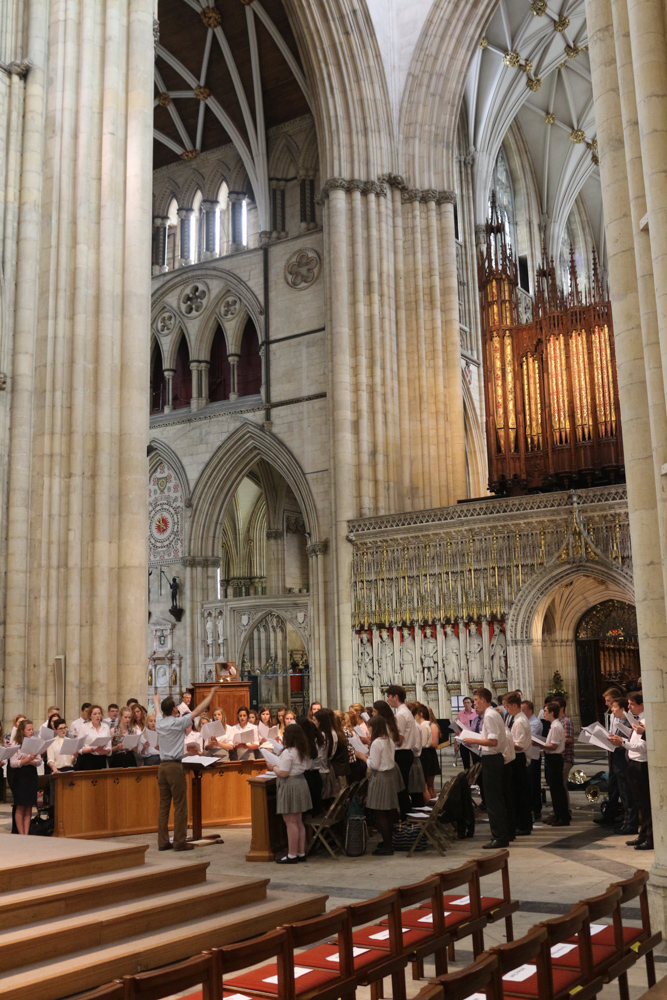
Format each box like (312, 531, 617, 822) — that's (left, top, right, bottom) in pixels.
(0, 837, 148, 893)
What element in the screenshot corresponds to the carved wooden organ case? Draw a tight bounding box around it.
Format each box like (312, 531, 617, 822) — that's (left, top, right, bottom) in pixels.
(478, 201, 624, 495)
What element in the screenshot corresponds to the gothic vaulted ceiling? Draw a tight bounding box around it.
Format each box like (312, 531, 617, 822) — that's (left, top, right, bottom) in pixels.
(465, 0, 602, 258)
(154, 0, 311, 173)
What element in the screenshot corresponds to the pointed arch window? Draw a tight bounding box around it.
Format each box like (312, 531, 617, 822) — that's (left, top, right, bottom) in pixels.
(192, 189, 203, 263)
(166, 197, 179, 271)
(150, 344, 167, 413)
(217, 181, 230, 256)
(237, 318, 262, 396)
(171, 336, 192, 409)
(489, 148, 515, 251)
(209, 324, 231, 402)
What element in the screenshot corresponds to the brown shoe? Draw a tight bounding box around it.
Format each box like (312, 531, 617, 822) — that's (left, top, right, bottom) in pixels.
(173, 843, 195, 851)
(158, 844, 173, 851)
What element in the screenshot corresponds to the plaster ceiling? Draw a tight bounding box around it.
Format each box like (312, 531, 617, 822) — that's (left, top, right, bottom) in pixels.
(464, 0, 602, 258)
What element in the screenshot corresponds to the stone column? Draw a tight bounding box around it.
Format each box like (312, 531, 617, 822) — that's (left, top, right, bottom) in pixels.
(586, 0, 667, 930)
(152, 216, 169, 273)
(199, 360, 210, 405)
(270, 180, 286, 239)
(228, 354, 239, 400)
(3, 0, 154, 721)
(163, 369, 174, 413)
(200, 200, 219, 258)
(266, 528, 284, 596)
(178, 207, 194, 265)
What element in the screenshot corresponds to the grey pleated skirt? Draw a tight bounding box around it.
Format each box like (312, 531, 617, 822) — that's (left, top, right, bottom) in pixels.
(276, 774, 313, 814)
(320, 768, 337, 800)
(366, 768, 400, 811)
(408, 755, 426, 793)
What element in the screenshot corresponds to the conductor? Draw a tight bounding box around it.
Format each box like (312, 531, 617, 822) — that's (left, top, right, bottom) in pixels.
(154, 686, 220, 851)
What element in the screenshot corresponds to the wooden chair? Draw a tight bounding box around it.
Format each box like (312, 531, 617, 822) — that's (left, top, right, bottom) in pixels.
(414, 951, 502, 1000)
(403, 860, 487, 965)
(353, 874, 449, 995)
(71, 983, 124, 1000)
(304, 784, 353, 858)
(404, 777, 457, 857)
(608, 870, 662, 990)
(220, 912, 354, 1000)
(549, 887, 632, 1000)
(294, 890, 404, 999)
(489, 925, 551, 1000)
(473, 850, 520, 943)
(529, 905, 602, 1000)
(122, 952, 219, 1000)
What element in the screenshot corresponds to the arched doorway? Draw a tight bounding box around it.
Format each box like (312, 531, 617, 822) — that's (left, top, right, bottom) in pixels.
(575, 600, 640, 725)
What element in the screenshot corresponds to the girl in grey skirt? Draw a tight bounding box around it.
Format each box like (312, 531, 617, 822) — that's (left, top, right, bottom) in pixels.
(365, 714, 401, 856)
(265, 724, 313, 864)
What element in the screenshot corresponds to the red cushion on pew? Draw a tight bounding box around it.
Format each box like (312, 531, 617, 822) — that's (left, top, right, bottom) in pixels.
(380, 908, 471, 931)
(225, 964, 339, 997)
(352, 923, 433, 950)
(499, 964, 580, 997)
(419, 894, 504, 913)
(297, 943, 392, 971)
(550, 943, 617, 970)
(566, 925, 643, 948)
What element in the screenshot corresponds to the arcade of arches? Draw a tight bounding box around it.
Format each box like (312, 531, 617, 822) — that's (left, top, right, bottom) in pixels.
(3, 0, 667, 933)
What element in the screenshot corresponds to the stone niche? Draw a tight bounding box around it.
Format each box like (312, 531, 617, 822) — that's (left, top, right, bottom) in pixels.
(147, 616, 183, 702)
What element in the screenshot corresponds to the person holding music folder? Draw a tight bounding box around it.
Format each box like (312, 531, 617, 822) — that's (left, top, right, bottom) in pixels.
(74, 705, 111, 771)
(110, 707, 139, 769)
(47, 719, 77, 773)
(612, 691, 651, 850)
(385, 685, 419, 819)
(154, 685, 220, 852)
(460, 687, 510, 848)
(542, 701, 569, 826)
(607, 697, 637, 835)
(264, 722, 313, 864)
(521, 700, 544, 822)
(9, 720, 42, 834)
(233, 706, 260, 761)
(503, 692, 533, 835)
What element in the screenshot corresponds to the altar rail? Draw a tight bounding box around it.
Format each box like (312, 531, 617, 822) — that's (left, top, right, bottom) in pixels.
(52, 761, 265, 839)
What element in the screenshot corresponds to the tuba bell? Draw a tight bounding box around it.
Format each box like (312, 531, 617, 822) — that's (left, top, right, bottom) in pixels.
(569, 769, 587, 786)
(585, 784, 609, 803)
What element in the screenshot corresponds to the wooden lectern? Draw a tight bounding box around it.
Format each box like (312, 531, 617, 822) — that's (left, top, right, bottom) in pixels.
(192, 681, 251, 722)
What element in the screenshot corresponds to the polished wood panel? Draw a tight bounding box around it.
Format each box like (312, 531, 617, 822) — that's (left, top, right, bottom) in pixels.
(192, 681, 251, 725)
(52, 760, 266, 839)
(245, 776, 287, 862)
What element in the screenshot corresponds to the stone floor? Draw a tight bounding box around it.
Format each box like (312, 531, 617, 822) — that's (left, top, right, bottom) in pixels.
(2, 746, 661, 999)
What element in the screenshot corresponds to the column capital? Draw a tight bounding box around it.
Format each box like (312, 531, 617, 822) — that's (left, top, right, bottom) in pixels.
(307, 540, 329, 557)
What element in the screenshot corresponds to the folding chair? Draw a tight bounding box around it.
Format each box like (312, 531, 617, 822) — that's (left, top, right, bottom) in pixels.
(71, 984, 124, 1000)
(607, 870, 662, 990)
(122, 952, 218, 1000)
(305, 784, 353, 858)
(221, 912, 354, 1000)
(467, 761, 483, 787)
(500, 905, 602, 1000)
(414, 951, 502, 1000)
(549, 887, 632, 1000)
(404, 777, 457, 857)
(353, 874, 449, 995)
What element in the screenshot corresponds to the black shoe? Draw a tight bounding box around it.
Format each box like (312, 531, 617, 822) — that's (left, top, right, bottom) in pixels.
(594, 817, 615, 826)
(626, 837, 646, 847)
(297, 854, 307, 862)
(533, 814, 542, 823)
(158, 843, 173, 851)
(173, 843, 195, 851)
(372, 846, 394, 856)
(635, 841, 654, 851)
(276, 855, 299, 864)
(516, 829, 532, 836)
(482, 840, 509, 849)
(552, 820, 570, 827)
(618, 826, 638, 835)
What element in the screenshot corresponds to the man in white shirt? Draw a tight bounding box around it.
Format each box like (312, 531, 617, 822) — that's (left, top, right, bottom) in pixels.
(103, 704, 120, 730)
(386, 684, 419, 817)
(70, 703, 92, 738)
(154, 686, 220, 852)
(504, 692, 533, 835)
(521, 700, 543, 821)
(542, 701, 569, 826)
(623, 691, 651, 850)
(460, 687, 510, 848)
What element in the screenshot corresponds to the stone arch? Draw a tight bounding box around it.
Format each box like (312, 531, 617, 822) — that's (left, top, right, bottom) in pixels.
(506, 557, 634, 702)
(298, 125, 319, 176)
(462, 376, 487, 498)
(236, 607, 310, 667)
(153, 176, 182, 217)
(228, 159, 253, 196)
(161, 322, 192, 372)
(204, 160, 232, 201)
(149, 438, 192, 501)
(189, 421, 320, 558)
(179, 169, 206, 210)
(269, 133, 299, 179)
(399, 0, 498, 188)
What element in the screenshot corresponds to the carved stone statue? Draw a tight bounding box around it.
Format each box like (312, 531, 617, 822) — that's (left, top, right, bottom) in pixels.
(421, 626, 438, 683)
(205, 612, 214, 657)
(357, 631, 374, 686)
(444, 624, 460, 683)
(377, 629, 394, 687)
(216, 610, 225, 654)
(169, 576, 179, 609)
(466, 622, 484, 685)
(490, 627, 507, 680)
(399, 627, 417, 685)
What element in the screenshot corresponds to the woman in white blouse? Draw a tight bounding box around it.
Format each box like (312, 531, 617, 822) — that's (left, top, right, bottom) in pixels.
(265, 724, 313, 864)
(74, 705, 111, 771)
(47, 719, 77, 773)
(233, 706, 259, 761)
(363, 714, 400, 857)
(203, 707, 234, 760)
(10, 719, 42, 834)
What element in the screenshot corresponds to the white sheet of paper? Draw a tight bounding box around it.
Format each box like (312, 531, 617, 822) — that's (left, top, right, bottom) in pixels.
(39, 725, 52, 740)
(451, 895, 470, 906)
(89, 736, 111, 749)
(461, 993, 487, 1000)
(122, 733, 142, 751)
(263, 967, 312, 984)
(21, 736, 55, 755)
(531, 734, 547, 746)
(587, 732, 617, 753)
(577, 731, 592, 744)
(0, 745, 20, 761)
(502, 965, 536, 982)
(613, 721, 633, 737)
(418, 913, 434, 924)
(589, 924, 607, 936)
(265, 738, 284, 755)
(143, 728, 158, 749)
(233, 728, 256, 746)
(260, 748, 282, 769)
(369, 930, 390, 941)
(361, 712, 370, 722)
(258, 722, 280, 740)
(551, 943, 576, 958)
(181, 754, 218, 766)
(454, 719, 464, 730)
(325, 948, 369, 962)
(353, 725, 367, 738)
(348, 735, 368, 756)
(201, 721, 225, 742)
(60, 737, 84, 755)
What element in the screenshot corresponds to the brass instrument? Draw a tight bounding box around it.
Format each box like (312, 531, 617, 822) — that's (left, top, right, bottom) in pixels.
(585, 785, 608, 803)
(569, 769, 587, 785)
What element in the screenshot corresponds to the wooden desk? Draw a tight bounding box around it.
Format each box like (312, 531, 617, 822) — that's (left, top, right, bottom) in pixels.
(193, 682, 251, 724)
(245, 775, 287, 862)
(52, 759, 266, 839)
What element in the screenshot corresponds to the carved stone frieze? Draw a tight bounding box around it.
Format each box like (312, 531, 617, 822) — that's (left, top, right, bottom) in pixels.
(307, 540, 329, 556)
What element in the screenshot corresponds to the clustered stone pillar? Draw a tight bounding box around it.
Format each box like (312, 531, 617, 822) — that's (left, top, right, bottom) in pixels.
(152, 216, 169, 273)
(228, 192, 245, 251)
(4, 0, 154, 722)
(177, 207, 194, 265)
(299, 174, 317, 233)
(200, 200, 219, 258)
(586, 0, 667, 933)
(270, 180, 287, 239)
